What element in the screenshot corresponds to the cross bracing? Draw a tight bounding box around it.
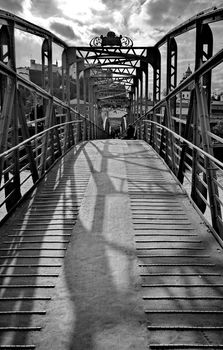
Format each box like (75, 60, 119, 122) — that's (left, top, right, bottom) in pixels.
(70, 45, 155, 110)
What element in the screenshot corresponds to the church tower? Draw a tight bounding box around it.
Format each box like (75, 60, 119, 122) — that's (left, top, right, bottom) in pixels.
(177, 64, 193, 102)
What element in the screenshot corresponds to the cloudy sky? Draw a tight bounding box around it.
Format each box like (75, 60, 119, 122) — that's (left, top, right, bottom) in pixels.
(0, 0, 223, 89)
(0, 0, 223, 45)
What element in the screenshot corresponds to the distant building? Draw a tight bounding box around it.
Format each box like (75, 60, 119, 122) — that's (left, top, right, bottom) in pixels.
(17, 66, 30, 80)
(17, 59, 63, 98)
(29, 59, 61, 90)
(175, 65, 223, 130)
(211, 100, 223, 126)
(176, 65, 193, 108)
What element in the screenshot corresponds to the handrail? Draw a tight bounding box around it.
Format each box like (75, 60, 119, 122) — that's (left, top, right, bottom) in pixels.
(207, 131, 223, 143)
(0, 120, 83, 158)
(145, 120, 223, 169)
(0, 115, 108, 159)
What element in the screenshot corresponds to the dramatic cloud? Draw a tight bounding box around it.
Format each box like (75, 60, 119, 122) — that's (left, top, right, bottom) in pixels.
(30, 0, 61, 19)
(90, 8, 115, 25)
(91, 26, 111, 36)
(0, 0, 24, 13)
(144, 0, 196, 28)
(145, 0, 223, 29)
(101, 0, 127, 10)
(50, 21, 80, 40)
(126, 0, 223, 45)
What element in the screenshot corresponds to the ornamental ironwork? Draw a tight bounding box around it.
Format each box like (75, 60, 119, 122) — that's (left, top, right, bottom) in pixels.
(90, 31, 133, 47)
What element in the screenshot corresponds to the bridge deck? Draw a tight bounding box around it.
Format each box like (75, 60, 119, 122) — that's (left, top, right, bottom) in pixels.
(0, 139, 223, 349)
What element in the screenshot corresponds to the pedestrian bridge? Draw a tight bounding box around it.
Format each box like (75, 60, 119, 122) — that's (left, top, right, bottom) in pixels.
(0, 7, 223, 350)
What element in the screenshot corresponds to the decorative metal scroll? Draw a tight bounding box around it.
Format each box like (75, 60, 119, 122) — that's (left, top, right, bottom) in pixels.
(90, 31, 133, 47)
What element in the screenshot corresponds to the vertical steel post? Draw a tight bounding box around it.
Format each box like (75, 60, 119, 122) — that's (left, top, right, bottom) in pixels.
(177, 89, 195, 183)
(0, 22, 21, 209)
(151, 49, 161, 103)
(144, 65, 149, 114)
(40, 99, 53, 175)
(42, 38, 53, 93)
(147, 47, 161, 146)
(165, 36, 178, 173)
(62, 48, 71, 151)
(128, 91, 133, 125)
(17, 90, 39, 183)
(196, 84, 222, 235)
(41, 37, 54, 167)
(191, 22, 215, 222)
(88, 77, 94, 139)
(83, 69, 90, 140)
(76, 59, 85, 141)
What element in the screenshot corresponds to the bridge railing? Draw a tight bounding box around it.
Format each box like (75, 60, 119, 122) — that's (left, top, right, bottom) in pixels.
(0, 65, 107, 223)
(0, 112, 107, 223)
(134, 45, 223, 242)
(144, 119, 223, 242)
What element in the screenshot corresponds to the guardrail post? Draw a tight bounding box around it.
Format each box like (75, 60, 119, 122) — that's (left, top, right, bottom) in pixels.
(177, 89, 195, 184)
(0, 77, 15, 183)
(40, 99, 53, 175)
(52, 107, 63, 158)
(166, 99, 177, 174)
(76, 114, 82, 143)
(82, 118, 86, 141)
(196, 84, 222, 235)
(17, 90, 39, 182)
(86, 120, 89, 140)
(144, 120, 148, 143)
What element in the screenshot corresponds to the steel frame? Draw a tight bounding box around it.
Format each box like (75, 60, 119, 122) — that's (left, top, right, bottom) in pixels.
(1, 6, 223, 237)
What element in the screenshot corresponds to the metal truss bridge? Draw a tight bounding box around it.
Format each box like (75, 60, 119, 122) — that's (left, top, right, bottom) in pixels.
(0, 6, 223, 350)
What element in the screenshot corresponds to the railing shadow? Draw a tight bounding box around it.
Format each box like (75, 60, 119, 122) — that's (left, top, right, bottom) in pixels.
(0, 141, 91, 346)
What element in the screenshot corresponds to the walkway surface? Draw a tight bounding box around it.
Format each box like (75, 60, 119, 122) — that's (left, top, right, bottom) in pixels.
(0, 139, 223, 349)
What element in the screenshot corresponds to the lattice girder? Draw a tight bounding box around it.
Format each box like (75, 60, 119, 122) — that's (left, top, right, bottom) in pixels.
(64, 45, 161, 110)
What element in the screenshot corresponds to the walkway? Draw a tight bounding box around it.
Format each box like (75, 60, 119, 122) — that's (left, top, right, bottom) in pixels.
(0, 139, 223, 349)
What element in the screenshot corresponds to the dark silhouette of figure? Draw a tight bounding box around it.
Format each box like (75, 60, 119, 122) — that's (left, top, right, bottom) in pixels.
(126, 124, 135, 139)
(110, 129, 115, 139)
